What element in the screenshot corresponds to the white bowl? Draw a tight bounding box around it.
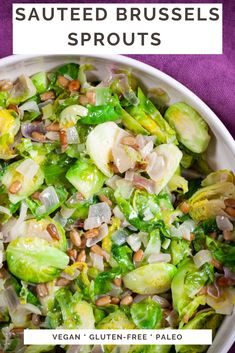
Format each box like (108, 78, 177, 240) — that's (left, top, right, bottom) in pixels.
(0, 54, 234, 353)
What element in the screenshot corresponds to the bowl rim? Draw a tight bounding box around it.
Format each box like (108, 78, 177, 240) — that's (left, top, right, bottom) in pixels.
(0, 53, 235, 353)
(0, 54, 234, 153)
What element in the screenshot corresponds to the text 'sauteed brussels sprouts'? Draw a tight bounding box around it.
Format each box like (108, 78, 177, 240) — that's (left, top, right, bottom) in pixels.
(0, 62, 234, 353)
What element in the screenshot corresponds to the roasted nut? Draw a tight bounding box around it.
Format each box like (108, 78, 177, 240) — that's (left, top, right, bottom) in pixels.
(133, 249, 144, 263)
(67, 249, 77, 262)
(85, 228, 99, 238)
(68, 80, 80, 92)
(40, 91, 55, 101)
(113, 277, 122, 287)
(70, 229, 81, 247)
(90, 244, 110, 261)
(225, 207, 235, 218)
(31, 191, 41, 200)
(120, 295, 133, 306)
(179, 201, 190, 214)
(224, 198, 235, 208)
(56, 278, 71, 286)
(86, 91, 96, 105)
(8, 180, 22, 194)
(31, 131, 46, 141)
(223, 230, 233, 241)
(46, 223, 60, 240)
(46, 122, 60, 132)
(59, 129, 68, 151)
(36, 283, 49, 298)
(0, 79, 13, 91)
(57, 75, 69, 87)
(95, 295, 111, 306)
(98, 194, 112, 206)
(211, 259, 223, 270)
(77, 250, 86, 262)
(111, 297, 120, 304)
(8, 104, 20, 114)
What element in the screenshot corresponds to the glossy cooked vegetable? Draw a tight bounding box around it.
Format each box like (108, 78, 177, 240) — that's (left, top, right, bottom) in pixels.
(0, 62, 234, 353)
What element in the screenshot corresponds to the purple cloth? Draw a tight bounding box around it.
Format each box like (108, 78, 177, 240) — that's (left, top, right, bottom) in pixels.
(0, 0, 235, 352)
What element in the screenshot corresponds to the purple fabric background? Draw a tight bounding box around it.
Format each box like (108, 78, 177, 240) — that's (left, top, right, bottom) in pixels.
(0, 0, 235, 352)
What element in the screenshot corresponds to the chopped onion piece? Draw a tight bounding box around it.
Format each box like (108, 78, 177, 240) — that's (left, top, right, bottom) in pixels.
(148, 253, 171, 264)
(60, 207, 75, 219)
(140, 141, 154, 159)
(113, 206, 125, 221)
(216, 215, 233, 231)
(19, 303, 42, 315)
(19, 100, 39, 113)
(143, 208, 154, 221)
(84, 216, 102, 230)
(116, 179, 134, 199)
(146, 152, 165, 181)
(111, 229, 128, 245)
(179, 219, 196, 241)
(10, 202, 28, 238)
(152, 295, 171, 308)
(3, 285, 19, 313)
(125, 169, 134, 181)
(45, 131, 60, 141)
(193, 250, 212, 268)
(127, 234, 141, 252)
(88, 202, 111, 224)
(106, 175, 122, 189)
(37, 186, 59, 216)
(66, 127, 79, 144)
(0, 206, 11, 216)
(90, 252, 104, 271)
(16, 158, 39, 180)
(133, 174, 155, 194)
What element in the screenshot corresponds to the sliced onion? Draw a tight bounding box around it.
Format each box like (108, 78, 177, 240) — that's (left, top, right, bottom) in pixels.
(136, 135, 145, 149)
(45, 131, 60, 141)
(125, 169, 134, 181)
(66, 127, 79, 144)
(61, 269, 80, 281)
(143, 208, 154, 221)
(112, 145, 136, 173)
(223, 267, 235, 281)
(216, 215, 233, 231)
(106, 175, 122, 189)
(116, 179, 134, 199)
(88, 202, 112, 224)
(179, 219, 196, 241)
(152, 295, 171, 308)
(113, 206, 126, 224)
(133, 294, 149, 303)
(3, 285, 19, 313)
(60, 207, 75, 219)
(133, 174, 155, 194)
(146, 152, 165, 181)
(206, 287, 234, 315)
(111, 229, 127, 245)
(207, 284, 221, 299)
(86, 223, 108, 247)
(90, 252, 104, 271)
(16, 158, 39, 180)
(148, 253, 171, 264)
(84, 216, 102, 230)
(19, 101, 39, 113)
(19, 303, 42, 315)
(0, 206, 11, 216)
(21, 121, 46, 140)
(126, 234, 141, 252)
(193, 250, 212, 268)
(37, 186, 59, 216)
(140, 141, 154, 159)
(10, 201, 28, 238)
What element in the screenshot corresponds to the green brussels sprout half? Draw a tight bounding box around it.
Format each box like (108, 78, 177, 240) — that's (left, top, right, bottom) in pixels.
(123, 263, 177, 294)
(175, 310, 223, 353)
(31, 72, 48, 94)
(164, 102, 211, 153)
(130, 297, 162, 329)
(189, 181, 235, 221)
(7, 75, 36, 105)
(0, 109, 20, 160)
(2, 159, 44, 204)
(66, 158, 106, 199)
(6, 237, 69, 283)
(97, 310, 135, 329)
